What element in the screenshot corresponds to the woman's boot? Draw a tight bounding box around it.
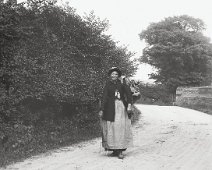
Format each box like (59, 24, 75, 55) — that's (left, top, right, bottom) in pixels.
(118, 151, 124, 159)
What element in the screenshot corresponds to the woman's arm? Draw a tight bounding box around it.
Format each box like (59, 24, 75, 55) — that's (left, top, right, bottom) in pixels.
(123, 83, 133, 105)
(123, 83, 133, 119)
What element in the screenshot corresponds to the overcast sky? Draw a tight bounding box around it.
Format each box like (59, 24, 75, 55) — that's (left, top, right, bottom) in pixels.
(58, 0, 212, 83)
(16, 0, 209, 82)
(18, 0, 212, 82)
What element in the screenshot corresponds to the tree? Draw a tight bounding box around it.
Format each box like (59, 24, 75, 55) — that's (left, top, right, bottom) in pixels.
(139, 15, 212, 100)
(0, 1, 137, 164)
(0, 0, 137, 121)
(0, 1, 33, 121)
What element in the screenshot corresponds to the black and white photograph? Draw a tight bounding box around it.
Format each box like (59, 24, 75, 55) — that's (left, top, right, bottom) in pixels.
(0, 0, 212, 169)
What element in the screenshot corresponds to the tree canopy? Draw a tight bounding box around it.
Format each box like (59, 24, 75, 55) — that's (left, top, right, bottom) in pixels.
(139, 15, 212, 95)
(0, 0, 137, 120)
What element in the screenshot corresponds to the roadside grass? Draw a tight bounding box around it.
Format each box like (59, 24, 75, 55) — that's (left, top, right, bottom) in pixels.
(182, 106, 212, 116)
(0, 114, 101, 167)
(131, 105, 142, 124)
(0, 105, 141, 168)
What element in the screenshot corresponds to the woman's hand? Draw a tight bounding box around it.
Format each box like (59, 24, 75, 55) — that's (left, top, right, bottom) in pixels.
(127, 104, 133, 119)
(99, 110, 103, 118)
(127, 104, 132, 112)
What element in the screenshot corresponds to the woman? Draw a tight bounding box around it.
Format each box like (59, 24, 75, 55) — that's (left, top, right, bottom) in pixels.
(99, 67, 133, 159)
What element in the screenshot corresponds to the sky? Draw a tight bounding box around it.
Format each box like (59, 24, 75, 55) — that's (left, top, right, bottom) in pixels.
(58, 0, 212, 83)
(19, 0, 212, 83)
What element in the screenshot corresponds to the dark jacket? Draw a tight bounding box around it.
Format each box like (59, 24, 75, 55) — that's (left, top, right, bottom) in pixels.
(100, 79, 133, 122)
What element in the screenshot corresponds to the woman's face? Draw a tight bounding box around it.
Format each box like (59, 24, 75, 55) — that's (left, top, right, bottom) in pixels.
(110, 71, 119, 80)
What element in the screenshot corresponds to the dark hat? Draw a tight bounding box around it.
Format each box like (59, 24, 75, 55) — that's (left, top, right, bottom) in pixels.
(108, 67, 122, 77)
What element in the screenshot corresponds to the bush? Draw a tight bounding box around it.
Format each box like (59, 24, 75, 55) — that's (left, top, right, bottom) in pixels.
(0, 103, 101, 167)
(136, 83, 173, 105)
(0, 0, 136, 125)
(0, 1, 137, 167)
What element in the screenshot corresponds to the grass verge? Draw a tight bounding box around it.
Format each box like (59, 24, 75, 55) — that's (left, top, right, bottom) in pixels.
(1, 105, 141, 168)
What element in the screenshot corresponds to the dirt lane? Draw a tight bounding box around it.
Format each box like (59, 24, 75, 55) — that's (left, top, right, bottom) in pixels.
(2, 105, 212, 170)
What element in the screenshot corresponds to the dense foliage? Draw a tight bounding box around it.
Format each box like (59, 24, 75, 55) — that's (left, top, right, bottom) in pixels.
(139, 15, 212, 97)
(0, 0, 137, 166)
(0, 0, 137, 121)
(136, 82, 173, 105)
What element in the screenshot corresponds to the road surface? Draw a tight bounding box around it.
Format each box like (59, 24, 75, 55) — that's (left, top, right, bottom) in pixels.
(3, 105, 212, 170)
